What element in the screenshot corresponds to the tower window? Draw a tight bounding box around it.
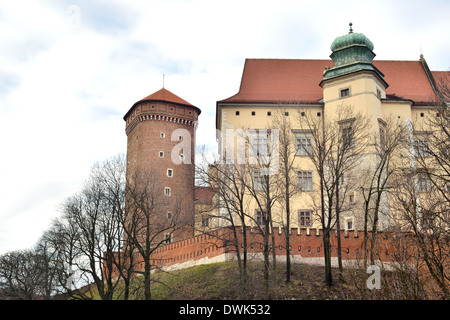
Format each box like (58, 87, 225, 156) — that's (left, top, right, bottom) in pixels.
(235, 111, 240, 116)
(164, 187, 171, 196)
(267, 111, 271, 116)
(340, 88, 350, 98)
(167, 211, 173, 220)
(167, 169, 173, 178)
(251, 111, 256, 116)
(285, 112, 289, 116)
(160, 132, 165, 138)
(159, 151, 164, 158)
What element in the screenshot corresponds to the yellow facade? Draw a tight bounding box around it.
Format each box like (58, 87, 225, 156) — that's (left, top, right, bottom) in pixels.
(210, 28, 447, 234)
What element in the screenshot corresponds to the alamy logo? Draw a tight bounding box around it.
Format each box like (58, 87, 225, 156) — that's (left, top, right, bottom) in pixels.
(366, 265, 381, 290)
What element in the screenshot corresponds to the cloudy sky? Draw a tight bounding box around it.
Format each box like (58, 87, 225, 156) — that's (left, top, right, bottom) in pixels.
(0, 0, 448, 255)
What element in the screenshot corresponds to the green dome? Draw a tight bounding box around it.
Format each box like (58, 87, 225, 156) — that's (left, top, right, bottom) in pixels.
(323, 23, 384, 81)
(330, 31, 374, 52)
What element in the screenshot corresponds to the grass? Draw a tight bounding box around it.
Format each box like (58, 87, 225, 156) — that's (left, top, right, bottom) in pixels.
(84, 261, 374, 300)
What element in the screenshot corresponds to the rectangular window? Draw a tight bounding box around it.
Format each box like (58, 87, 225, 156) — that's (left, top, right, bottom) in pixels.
(413, 137, 430, 158)
(164, 233, 173, 244)
(346, 219, 353, 230)
(298, 171, 313, 191)
(201, 215, 210, 227)
(252, 129, 272, 157)
(295, 133, 313, 156)
(159, 151, 164, 158)
(164, 187, 171, 196)
(340, 88, 350, 98)
(340, 120, 354, 148)
(253, 172, 264, 190)
(167, 169, 173, 177)
(417, 174, 432, 192)
(235, 111, 240, 116)
(255, 210, 266, 226)
(299, 210, 312, 227)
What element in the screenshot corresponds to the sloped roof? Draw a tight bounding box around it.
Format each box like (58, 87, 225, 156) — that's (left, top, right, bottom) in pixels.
(124, 88, 201, 120)
(221, 59, 332, 104)
(219, 58, 444, 105)
(194, 186, 216, 204)
(138, 88, 195, 106)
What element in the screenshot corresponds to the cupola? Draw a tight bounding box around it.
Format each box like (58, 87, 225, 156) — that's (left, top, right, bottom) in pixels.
(323, 23, 385, 82)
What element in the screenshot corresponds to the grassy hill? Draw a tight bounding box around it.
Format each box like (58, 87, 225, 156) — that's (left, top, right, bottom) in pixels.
(88, 261, 374, 300)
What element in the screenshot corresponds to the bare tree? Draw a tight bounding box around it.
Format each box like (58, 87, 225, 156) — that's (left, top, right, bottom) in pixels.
(271, 108, 300, 283)
(297, 104, 370, 286)
(360, 117, 407, 267)
(195, 152, 251, 287)
(124, 167, 183, 300)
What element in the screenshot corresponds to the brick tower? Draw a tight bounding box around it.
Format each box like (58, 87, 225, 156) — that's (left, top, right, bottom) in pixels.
(123, 88, 201, 243)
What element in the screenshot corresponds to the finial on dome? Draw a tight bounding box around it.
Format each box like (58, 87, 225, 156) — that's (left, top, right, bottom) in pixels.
(349, 22, 353, 33)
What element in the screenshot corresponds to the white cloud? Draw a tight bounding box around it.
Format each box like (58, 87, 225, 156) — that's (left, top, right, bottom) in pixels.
(0, 0, 449, 254)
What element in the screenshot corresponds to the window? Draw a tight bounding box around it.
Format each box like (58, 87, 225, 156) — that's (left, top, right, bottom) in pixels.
(379, 122, 386, 150)
(413, 137, 430, 158)
(235, 111, 240, 116)
(164, 233, 173, 244)
(164, 187, 171, 196)
(346, 218, 354, 230)
(267, 111, 271, 116)
(201, 215, 210, 227)
(340, 88, 350, 98)
(167, 169, 173, 178)
(340, 120, 354, 148)
(285, 112, 289, 116)
(179, 154, 185, 161)
(298, 171, 313, 191)
(299, 210, 312, 227)
(167, 211, 173, 220)
(160, 132, 165, 138)
(251, 111, 256, 116)
(159, 151, 164, 158)
(417, 174, 432, 192)
(255, 210, 266, 226)
(178, 135, 183, 141)
(377, 88, 381, 99)
(421, 209, 433, 229)
(295, 133, 313, 156)
(349, 194, 355, 203)
(252, 129, 272, 157)
(253, 172, 264, 190)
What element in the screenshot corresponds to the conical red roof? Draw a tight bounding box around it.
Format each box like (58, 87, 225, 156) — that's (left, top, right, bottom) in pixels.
(138, 88, 194, 106)
(124, 88, 200, 120)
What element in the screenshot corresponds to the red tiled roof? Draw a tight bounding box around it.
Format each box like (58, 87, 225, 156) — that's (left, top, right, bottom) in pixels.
(138, 88, 194, 106)
(374, 60, 438, 104)
(432, 71, 450, 90)
(124, 88, 201, 120)
(219, 58, 444, 105)
(194, 186, 216, 204)
(221, 59, 332, 104)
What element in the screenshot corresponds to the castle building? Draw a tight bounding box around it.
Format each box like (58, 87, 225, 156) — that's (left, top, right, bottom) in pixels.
(123, 88, 201, 242)
(215, 24, 448, 233)
(120, 25, 448, 269)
